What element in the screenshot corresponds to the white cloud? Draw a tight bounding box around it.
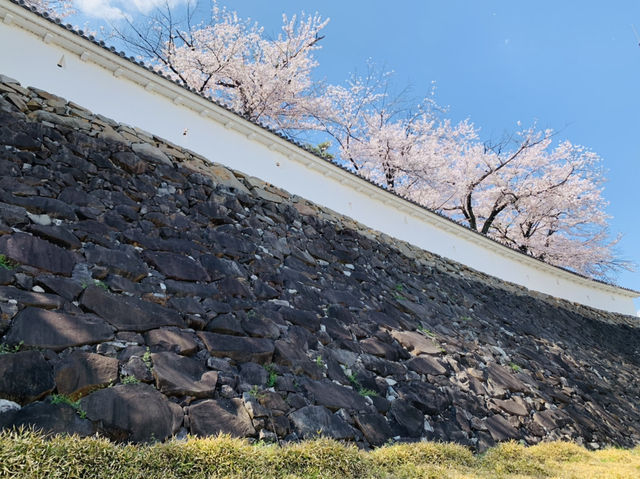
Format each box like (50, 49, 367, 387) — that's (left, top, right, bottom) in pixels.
(73, 0, 190, 21)
(130, 0, 189, 14)
(73, 0, 129, 21)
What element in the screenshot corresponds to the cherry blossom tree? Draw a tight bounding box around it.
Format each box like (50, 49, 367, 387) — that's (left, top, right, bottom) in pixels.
(115, 2, 328, 131)
(107, 2, 630, 278)
(316, 76, 627, 277)
(394, 126, 625, 278)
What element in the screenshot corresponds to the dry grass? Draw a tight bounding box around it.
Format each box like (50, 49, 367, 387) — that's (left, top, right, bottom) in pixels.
(1, 430, 639, 479)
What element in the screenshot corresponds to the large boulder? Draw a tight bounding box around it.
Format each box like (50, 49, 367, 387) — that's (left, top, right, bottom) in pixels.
(1, 400, 95, 437)
(354, 413, 393, 446)
(390, 330, 441, 356)
(6, 307, 115, 351)
(289, 405, 356, 440)
(0, 232, 76, 276)
(143, 251, 210, 282)
(0, 351, 54, 405)
(84, 244, 148, 281)
(0, 286, 64, 309)
(198, 332, 274, 364)
(189, 398, 255, 437)
(80, 384, 183, 443)
(54, 351, 119, 400)
(151, 351, 217, 398)
(303, 379, 368, 412)
(80, 285, 185, 332)
(145, 327, 198, 355)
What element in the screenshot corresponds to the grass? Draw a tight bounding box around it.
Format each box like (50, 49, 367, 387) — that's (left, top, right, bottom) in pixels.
(0, 432, 638, 479)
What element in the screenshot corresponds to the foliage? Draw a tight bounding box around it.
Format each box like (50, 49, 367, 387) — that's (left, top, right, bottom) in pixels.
(115, 1, 328, 132)
(304, 141, 335, 160)
(358, 388, 378, 398)
(248, 385, 261, 398)
(508, 362, 522, 373)
(0, 255, 15, 270)
(417, 326, 436, 339)
(142, 348, 153, 369)
(0, 341, 22, 355)
(49, 394, 87, 419)
(324, 80, 626, 278)
(1, 431, 639, 479)
(120, 375, 140, 385)
(345, 372, 379, 398)
(264, 364, 278, 388)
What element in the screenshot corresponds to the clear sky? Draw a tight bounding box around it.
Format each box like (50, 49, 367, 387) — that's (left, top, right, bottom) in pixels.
(69, 1, 640, 310)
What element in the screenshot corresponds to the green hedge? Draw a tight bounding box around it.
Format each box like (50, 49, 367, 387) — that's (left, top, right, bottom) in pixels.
(1, 429, 638, 479)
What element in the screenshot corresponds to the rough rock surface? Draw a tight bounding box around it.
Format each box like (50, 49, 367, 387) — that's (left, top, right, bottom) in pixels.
(0, 77, 639, 450)
(80, 384, 182, 442)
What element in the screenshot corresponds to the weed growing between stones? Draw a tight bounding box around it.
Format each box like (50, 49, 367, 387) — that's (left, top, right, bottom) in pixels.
(0, 341, 22, 355)
(392, 283, 407, 301)
(264, 364, 278, 388)
(120, 375, 140, 385)
(248, 385, 261, 398)
(417, 326, 436, 338)
(49, 394, 87, 419)
(346, 372, 379, 398)
(142, 348, 152, 369)
(359, 388, 378, 398)
(509, 362, 523, 373)
(80, 279, 109, 290)
(0, 255, 16, 270)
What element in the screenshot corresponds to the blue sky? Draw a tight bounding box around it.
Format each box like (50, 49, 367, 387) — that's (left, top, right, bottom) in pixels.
(70, 1, 640, 308)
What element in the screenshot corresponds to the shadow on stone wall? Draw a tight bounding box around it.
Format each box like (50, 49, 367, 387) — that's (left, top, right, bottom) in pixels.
(0, 75, 639, 451)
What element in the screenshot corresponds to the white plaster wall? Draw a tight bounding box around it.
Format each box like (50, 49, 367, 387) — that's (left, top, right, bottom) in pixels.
(0, 3, 637, 315)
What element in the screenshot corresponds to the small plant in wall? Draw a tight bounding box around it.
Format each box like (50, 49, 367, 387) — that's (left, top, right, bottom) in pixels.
(346, 371, 379, 398)
(417, 326, 436, 339)
(359, 388, 379, 398)
(142, 347, 153, 369)
(0, 254, 16, 270)
(509, 362, 523, 373)
(50, 394, 87, 419)
(120, 375, 140, 385)
(80, 279, 109, 290)
(0, 341, 23, 355)
(248, 385, 264, 399)
(264, 364, 278, 388)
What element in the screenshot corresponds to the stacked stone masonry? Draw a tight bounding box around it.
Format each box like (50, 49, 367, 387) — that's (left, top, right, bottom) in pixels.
(0, 74, 639, 451)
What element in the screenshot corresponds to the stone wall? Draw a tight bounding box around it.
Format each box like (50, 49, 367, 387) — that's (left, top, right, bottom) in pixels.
(0, 76, 639, 451)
